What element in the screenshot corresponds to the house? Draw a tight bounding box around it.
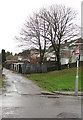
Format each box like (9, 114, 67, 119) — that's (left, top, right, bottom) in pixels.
(5, 60, 18, 69)
(69, 38, 83, 62)
(45, 52, 56, 61)
(46, 38, 83, 65)
(30, 49, 39, 59)
(45, 43, 71, 64)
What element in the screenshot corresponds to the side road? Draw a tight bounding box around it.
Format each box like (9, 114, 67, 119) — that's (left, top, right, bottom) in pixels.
(3, 68, 42, 95)
(0, 68, 82, 118)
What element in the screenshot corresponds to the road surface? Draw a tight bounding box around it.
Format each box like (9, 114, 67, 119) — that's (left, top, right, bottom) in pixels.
(0, 68, 82, 118)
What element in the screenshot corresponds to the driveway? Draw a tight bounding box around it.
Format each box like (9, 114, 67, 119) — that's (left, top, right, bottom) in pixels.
(0, 68, 82, 118)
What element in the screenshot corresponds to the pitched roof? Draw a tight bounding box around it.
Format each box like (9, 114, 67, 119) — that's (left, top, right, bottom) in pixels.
(69, 38, 83, 46)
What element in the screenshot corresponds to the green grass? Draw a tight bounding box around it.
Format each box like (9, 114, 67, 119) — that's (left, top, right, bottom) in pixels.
(25, 67, 83, 92)
(0, 81, 2, 88)
(0, 74, 5, 88)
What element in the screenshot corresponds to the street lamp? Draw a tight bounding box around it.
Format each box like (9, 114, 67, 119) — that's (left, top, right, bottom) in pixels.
(75, 55, 79, 95)
(74, 45, 80, 95)
(70, 40, 82, 95)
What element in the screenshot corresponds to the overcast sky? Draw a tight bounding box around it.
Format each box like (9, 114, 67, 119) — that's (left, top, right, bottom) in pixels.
(0, 0, 82, 54)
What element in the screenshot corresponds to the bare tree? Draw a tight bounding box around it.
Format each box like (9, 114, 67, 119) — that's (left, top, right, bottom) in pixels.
(16, 4, 80, 70)
(16, 13, 50, 64)
(39, 5, 80, 69)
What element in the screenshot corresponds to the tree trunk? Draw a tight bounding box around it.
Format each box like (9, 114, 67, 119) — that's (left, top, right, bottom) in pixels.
(56, 54, 61, 70)
(39, 54, 43, 73)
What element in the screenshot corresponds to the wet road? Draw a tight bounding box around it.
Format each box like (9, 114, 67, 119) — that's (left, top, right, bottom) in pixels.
(0, 68, 82, 118)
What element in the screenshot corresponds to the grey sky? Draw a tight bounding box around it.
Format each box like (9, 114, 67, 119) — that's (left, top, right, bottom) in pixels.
(0, 0, 81, 54)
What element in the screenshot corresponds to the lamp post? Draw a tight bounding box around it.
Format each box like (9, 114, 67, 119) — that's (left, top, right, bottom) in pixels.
(75, 56, 79, 95)
(74, 46, 80, 95)
(70, 41, 82, 95)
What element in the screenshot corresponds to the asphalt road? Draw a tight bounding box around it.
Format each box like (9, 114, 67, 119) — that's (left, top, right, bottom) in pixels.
(0, 68, 82, 118)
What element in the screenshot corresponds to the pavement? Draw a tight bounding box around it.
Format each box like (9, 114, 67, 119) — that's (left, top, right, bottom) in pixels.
(0, 68, 82, 119)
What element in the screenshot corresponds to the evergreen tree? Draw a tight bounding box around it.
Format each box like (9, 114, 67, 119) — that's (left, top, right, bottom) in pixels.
(2, 49, 6, 67)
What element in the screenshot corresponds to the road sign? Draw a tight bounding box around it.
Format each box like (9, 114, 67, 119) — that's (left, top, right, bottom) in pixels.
(74, 46, 80, 55)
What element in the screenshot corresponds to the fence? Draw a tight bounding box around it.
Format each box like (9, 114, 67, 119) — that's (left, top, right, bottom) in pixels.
(46, 61, 83, 72)
(22, 63, 47, 74)
(5, 61, 83, 74)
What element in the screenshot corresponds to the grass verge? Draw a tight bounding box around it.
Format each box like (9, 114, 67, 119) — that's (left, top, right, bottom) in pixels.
(25, 67, 83, 92)
(0, 80, 2, 88)
(0, 74, 5, 88)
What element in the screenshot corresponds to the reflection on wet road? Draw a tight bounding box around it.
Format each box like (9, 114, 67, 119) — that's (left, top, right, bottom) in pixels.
(0, 68, 81, 118)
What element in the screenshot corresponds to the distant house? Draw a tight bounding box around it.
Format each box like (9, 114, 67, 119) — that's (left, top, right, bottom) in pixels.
(30, 49, 39, 59)
(69, 38, 83, 62)
(45, 42, 71, 64)
(60, 48, 71, 65)
(18, 38, 82, 65)
(5, 60, 18, 69)
(46, 38, 83, 65)
(45, 51, 56, 61)
(18, 56, 23, 61)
